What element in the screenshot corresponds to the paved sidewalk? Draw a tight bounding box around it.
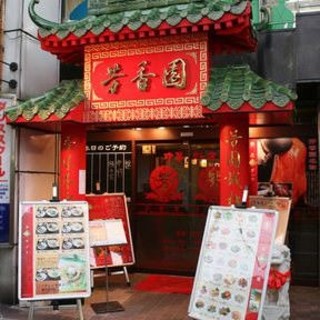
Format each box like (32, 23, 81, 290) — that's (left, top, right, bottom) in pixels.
(0, 284, 319, 319)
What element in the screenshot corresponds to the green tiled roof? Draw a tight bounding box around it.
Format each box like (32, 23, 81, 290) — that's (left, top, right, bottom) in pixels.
(201, 65, 297, 110)
(29, 0, 249, 39)
(6, 80, 85, 121)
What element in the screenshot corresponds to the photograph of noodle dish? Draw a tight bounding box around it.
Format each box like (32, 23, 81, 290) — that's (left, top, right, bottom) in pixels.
(62, 222, 84, 233)
(59, 254, 87, 292)
(35, 268, 61, 281)
(62, 237, 85, 250)
(36, 238, 59, 250)
(36, 206, 59, 218)
(61, 206, 84, 218)
(36, 222, 59, 234)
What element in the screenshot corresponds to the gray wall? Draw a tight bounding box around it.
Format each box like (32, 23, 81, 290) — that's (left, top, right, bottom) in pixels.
(0, 246, 18, 304)
(213, 12, 320, 87)
(296, 13, 320, 82)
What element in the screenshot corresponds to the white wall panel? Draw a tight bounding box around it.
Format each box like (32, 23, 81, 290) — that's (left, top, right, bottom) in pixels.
(3, 0, 62, 99)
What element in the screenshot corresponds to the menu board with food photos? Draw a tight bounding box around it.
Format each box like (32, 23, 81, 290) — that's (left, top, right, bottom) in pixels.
(189, 206, 278, 320)
(18, 201, 91, 301)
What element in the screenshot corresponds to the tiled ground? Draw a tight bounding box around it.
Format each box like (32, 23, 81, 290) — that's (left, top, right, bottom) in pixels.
(0, 275, 319, 320)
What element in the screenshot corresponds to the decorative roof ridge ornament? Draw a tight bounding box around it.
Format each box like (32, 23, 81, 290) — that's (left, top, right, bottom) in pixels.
(29, 0, 93, 30)
(253, 6, 270, 31)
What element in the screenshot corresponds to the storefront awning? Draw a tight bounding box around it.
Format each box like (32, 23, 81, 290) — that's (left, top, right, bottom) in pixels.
(5, 80, 85, 124)
(6, 66, 297, 128)
(202, 65, 297, 114)
(29, 0, 257, 64)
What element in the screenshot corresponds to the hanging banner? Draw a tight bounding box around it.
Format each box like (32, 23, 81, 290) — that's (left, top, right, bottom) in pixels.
(189, 206, 278, 320)
(0, 94, 15, 243)
(84, 33, 208, 123)
(86, 193, 135, 268)
(18, 201, 91, 300)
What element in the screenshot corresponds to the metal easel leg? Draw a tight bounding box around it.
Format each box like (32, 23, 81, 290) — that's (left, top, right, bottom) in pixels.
(123, 266, 131, 286)
(77, 299, 84, 320)
(28, 302, 34, 320)
(91, 247, 124, 313)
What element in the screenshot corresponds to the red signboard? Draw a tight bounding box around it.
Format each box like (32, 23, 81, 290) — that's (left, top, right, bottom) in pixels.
(84, 33, 209, 122)
(86, 193, 135, 268)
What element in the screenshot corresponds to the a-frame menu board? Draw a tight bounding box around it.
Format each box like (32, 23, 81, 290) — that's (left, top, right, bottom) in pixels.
(18, 201, 91, 301)
(189, 206, 278, 320)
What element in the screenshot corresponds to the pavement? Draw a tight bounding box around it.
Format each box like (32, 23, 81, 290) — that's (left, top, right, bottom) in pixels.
(0, 284, 319, 319)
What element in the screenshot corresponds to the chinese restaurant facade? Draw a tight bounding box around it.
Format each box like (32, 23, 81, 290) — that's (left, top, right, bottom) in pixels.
(5, 0, 319, 284)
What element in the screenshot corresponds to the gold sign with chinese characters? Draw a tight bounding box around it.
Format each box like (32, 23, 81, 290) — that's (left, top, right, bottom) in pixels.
(226, 129, 242, 205)
(84, 34, 209, 122)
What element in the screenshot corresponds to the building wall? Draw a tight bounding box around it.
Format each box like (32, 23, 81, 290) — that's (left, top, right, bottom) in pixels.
(2, 0, 61, 100)
(296, 13, 320, 82)
(0, 0, 61, 305)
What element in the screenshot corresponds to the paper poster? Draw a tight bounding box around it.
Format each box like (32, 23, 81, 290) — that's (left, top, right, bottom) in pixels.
(188, 206, 278, 320)
(89, 219, 127, 246)
(249, 196, 291, 245)
(18, 201, 91, 300)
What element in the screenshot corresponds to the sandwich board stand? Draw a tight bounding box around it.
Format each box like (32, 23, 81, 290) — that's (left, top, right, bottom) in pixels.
(18, 201, 91, 320)
(89, 219, 128, 313)
(188, 205, 278, 320)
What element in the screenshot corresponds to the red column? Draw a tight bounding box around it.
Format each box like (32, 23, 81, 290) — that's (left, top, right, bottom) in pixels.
(59, 122, 86, 200)
(219, 115, 249, 206)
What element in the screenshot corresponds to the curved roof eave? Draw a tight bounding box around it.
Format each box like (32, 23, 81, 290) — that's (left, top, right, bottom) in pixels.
(29, 0, 257, 64)
(5, 80, 85, 122)
(201, 65, 297, 113)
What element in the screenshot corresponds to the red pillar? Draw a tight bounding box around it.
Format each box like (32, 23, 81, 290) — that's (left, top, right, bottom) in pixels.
(219, 114, 249, 206)
(59, 122, 86, 200)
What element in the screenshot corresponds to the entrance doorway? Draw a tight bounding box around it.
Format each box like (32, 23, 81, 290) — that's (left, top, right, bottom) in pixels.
(133, 140, 220, 274)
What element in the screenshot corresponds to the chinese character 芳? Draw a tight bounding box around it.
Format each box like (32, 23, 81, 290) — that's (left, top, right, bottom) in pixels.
(131, 61, 156, 91)
(101, 63, 126, 94)
(163, 58, 186, 89)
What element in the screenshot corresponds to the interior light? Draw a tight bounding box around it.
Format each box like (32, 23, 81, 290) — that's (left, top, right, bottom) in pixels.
(200, 159, 208, 168)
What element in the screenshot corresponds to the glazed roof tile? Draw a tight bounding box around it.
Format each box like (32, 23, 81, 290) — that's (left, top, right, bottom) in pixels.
(202, 65, 297, 110)
(32, 1, 248, 38)
(6, 80, 85, 121)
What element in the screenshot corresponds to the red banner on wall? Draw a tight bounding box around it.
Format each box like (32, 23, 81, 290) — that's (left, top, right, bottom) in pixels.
(60, 123, 86, 201)
(219, 116, 250, 206)
(84, 33, 209, 123)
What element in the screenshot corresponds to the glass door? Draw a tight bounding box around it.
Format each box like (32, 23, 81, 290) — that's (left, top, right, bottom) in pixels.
(134, 140, 220, 274)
